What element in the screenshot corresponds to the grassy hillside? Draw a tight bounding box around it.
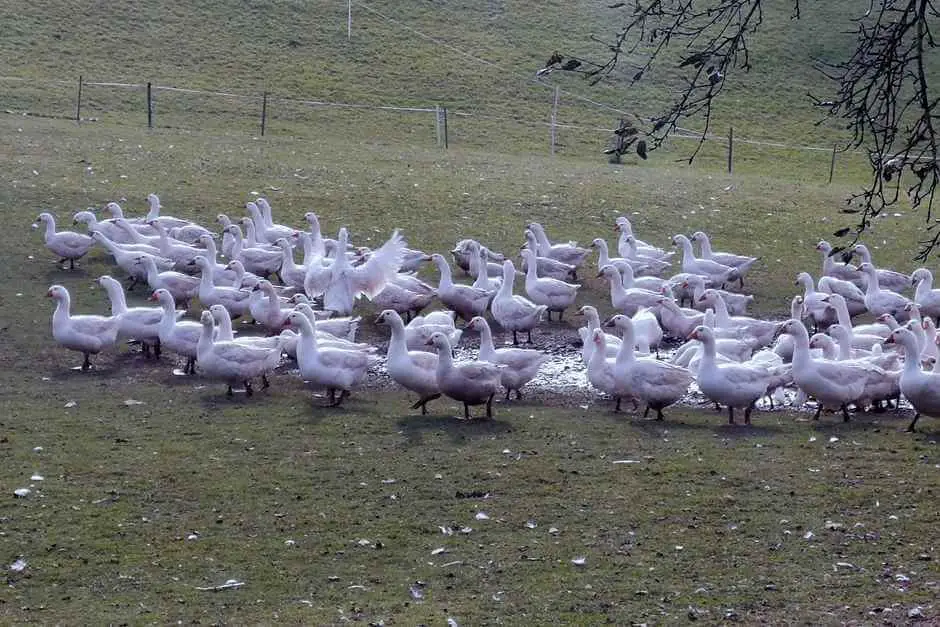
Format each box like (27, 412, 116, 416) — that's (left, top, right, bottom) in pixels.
(1, 0, 867, 157)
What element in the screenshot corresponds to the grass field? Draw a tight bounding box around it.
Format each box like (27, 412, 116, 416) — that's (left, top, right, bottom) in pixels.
(3, 0, 940, 623)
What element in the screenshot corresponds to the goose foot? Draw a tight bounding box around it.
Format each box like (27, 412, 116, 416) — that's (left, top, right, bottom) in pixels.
(69, 259, 75, 270)
(329, 390, 350, 407)
(656, 408, 665, 421)
(505, 388, 512, 401)
(615, 397, 622, 413)
(411, 393, 441, 415)
(463, 403, 471, 420)
(545, 310, 553, 322)
(141, 342, 151, 358)
(907, 412, 920, 433)
(812, 405, 822, 421)
(154, 339, 162, 359)
(714, 401, 721, 412)
(643, 405, 650, 419)
(226, 385, 234, 396)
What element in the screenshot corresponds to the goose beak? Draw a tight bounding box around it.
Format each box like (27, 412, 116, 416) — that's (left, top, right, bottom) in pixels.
(687, 330, 698, 340)
(601, 317, 614, 328)
(772, 322, 786, 341)
(45, 288, 53, 297)
(425, 338, 435, 346)
(594, 271, 604, 278)
(148, 292, 158, 302)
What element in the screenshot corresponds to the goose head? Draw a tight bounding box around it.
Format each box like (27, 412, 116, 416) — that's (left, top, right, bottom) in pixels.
(911, 268, 929, 286)
(105, 202, 124, 219)
(199, 310, 214, 329)
(465, 316, 487, 332)
(596, 264, 618, 280)
(47, 284, 67, 300)
(590, 328, 606, 349)
(614, 216, 631, 233)
(687, 324, 713, 342)
(425, 331, 451, 350)
(603, 314, 629, 330)
(690, 231, 708, 243)
(374, 309, 399, 326)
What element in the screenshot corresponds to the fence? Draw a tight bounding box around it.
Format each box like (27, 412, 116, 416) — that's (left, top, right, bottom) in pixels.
(0, 74, 866, 182)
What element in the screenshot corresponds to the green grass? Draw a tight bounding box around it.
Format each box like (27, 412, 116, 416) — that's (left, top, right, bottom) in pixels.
(2, 0, 940, 621)
(1, 113, 939, 623)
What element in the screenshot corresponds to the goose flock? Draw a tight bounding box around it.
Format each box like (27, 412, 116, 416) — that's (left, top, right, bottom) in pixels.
(35, 194, 940, 430)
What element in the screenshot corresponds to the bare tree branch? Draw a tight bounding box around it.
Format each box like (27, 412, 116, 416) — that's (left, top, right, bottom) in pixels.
(546, 0, 940, 257)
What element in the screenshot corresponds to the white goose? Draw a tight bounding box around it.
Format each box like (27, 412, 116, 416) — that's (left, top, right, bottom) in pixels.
(403, 310, 463, 353)
(251, 279, 294, 332)
(225, 224, 283, 279)
(823, 293, 891, 338)
(425, 332, 503, 419)
(318, 227, 405, 316)
(90, 232, 174, 288)
(467, 316, 549, 400)
(911, 268, 940, 322)
(526, 222, 590, 267)
(859, 262, 912, 321)
(779, 319, 884, 421)
(138, 255, 200, 307)
(147, 220, 205, 271)
(470, 245, 503, 293)
(795, 272, 834, 331)
(431, 253, 492, 321)
(690, 231, 759, 288)
(522, 231, 579, 281)
(689, 325, 783, 424)
(192, 255, 252, 317)
(618, 235, 673, 275)
(884, 327, 940, 431)
(239, 216, 281, 252)
(519, 248, 580, 321)
(586, 329, 625, 410)
(655, 293, 706, 339)
(375, 310, 441, 414)
(196, 311, 284, 396)
(47, 284, 120, 369)
(490, 260, 546, 345)
(97, 275, 170, 358)
(816, 240, 865, 287)
(597, 265, 661, 317)
(293, 303, 367, 346)
(607, 315, 692, 420)
(699, 289, 778, 349)
(73, 210, 129, 243)
(34, 213, 95, 269)
(255, 198, 298, 243)
(451, 239, 504, 274)
(615, 216, 672, 261)
(373, 273, 437, 322)
(273, 238, 307, 290)
(852, 244, 910, 293)
(590, 237, 649, 275)
(287, 311, 376, 406)
(151, 288, 201, 374)
(817, 275, 867, 317)
(604, 307, 664, 355)
(144, 193, 190, 230)
(671, 234, 739, 287)
(619, 261, 668, 294)
(682, 274, 753, 316)
(577, 305, 621, 361)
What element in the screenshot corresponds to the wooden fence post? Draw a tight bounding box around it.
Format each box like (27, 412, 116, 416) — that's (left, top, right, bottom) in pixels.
(727, 126, 733, 174)
(828, 144, 837, 184)
(550, 85, 559, 155)
(260, 91, 268, 136)
(146, 82, 153, 129)
(75, 75, 83, 124)
(442, 106, 448, 149)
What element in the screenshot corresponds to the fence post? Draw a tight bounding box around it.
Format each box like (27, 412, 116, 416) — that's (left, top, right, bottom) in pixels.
(435, 105, 442, 148)
(442, 107, 448, 150)
(260, 91, 268, 136)
(146, 82, 153, 129)
(727, 126, 733, 174)
(828, 144, 837, 184)
(75, 75, 83, 124)
(550, 85, 559, 155)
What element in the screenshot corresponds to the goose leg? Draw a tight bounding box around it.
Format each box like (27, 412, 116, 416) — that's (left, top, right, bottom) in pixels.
(227, 385, 234, 396)
(813, 404, 822, 421)
(505, 387, 511, 401)
(154, 339, 162, 359)
(907, 412, 921, 433)
(245, 380, 253, 397)
(515, 389, 523, 400)
(728, 406, 735, 424)
(615, 397, 622, 412)
(558, 309, 564, 322)
(485, 394, 494, 418)
(744, 404, 753, 425)
(69, 259, 75, 270)
(328, 388, 336, 405)
(656, 408, 665, 421)
(643, 405, 650, 419)
(126, 276, 138, 291)
(464, 403, 470, 420)
(142, 342, 151, 358)
(527, 330, 534, 344)
(545, 310, 552, 322)
(335, 390, 350, 406)
(841, 404, 851, 422)
(411, 393, 441, 414)
(714, 401, 721, 412)
(512, 331, 519, 345)
(262, 374, 270, 389)
(81, 353, 91, 371)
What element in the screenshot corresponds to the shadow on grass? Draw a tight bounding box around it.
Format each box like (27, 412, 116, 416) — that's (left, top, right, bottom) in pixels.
(396, 412, 514, 445)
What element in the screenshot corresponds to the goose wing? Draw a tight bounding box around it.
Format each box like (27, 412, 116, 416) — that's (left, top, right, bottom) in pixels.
(348, 230, 406, 299)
